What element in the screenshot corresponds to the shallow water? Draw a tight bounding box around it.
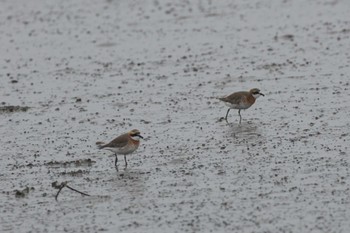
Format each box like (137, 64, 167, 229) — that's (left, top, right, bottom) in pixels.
(1, 0, 350, 232)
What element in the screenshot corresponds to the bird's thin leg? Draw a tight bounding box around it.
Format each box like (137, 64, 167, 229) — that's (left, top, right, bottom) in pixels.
(224, 108, 230, 122)
(114, 154, 118, 168)
(238, 109, 242, 124)
(124, 155, 128, 168)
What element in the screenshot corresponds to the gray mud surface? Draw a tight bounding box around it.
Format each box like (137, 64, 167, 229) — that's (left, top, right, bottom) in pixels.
(1, 0, 350, 232)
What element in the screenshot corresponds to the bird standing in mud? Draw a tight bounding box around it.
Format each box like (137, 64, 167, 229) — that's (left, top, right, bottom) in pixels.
(97, 129, 143, 169)
(219, 88, 264, 124)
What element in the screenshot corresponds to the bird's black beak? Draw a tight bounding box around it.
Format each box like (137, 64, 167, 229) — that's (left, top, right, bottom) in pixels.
(260, 93, 265, 96)
(139, 135, 144, 139)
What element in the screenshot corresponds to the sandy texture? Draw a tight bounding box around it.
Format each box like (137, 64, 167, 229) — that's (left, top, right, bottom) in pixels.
(1, 0, 350, 232)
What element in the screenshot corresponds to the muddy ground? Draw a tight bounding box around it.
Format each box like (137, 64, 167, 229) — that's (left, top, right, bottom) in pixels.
(1, 0, 350, 232)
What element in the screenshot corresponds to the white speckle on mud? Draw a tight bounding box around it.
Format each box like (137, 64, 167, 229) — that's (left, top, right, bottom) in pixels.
(1, 0, 350, 232)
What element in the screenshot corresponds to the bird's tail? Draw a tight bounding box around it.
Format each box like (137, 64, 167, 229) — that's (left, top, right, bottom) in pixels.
(96, 141, 106, 149)
(218, 96, 227, 102)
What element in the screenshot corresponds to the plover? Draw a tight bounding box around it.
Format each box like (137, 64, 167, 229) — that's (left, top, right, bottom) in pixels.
(97, 129, 143, 169)
(219, 88, 264, 124)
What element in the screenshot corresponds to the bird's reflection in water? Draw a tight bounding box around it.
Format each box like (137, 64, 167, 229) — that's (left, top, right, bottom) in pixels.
(225, 121, 264, 143)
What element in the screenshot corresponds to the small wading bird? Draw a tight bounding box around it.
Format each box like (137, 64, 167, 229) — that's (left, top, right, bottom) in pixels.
(219, 88, 264, 124)
(97, 129, 143, 169)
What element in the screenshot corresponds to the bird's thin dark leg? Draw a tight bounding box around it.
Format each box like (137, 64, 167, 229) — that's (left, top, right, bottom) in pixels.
(124, 155, 128, 168)
(238, 109, 242, 124)
(224, 108, 230, 122)
(114, 153, 118, 169)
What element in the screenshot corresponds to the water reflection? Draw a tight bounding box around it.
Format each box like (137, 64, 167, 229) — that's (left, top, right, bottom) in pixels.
(111, 167, 148, 197)
(225, 121, 265, 143)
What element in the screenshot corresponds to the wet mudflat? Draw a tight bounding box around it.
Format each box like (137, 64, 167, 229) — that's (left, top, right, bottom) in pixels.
(1, 0, 350, 232)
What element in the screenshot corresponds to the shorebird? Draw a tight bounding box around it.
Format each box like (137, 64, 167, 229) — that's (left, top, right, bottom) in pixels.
(219, 88, 264, 124)
(97, 129, 143, 169)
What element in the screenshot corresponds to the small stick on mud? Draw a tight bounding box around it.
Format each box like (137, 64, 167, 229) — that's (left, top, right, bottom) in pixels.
(54, 181, 90, 201)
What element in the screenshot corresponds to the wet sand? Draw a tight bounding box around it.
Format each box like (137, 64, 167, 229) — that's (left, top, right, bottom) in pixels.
(1, 0, 350, 232)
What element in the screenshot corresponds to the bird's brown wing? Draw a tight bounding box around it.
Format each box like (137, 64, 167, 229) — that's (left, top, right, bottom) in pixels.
(220, 91, 246, 104)
(100, 133, 129, 149)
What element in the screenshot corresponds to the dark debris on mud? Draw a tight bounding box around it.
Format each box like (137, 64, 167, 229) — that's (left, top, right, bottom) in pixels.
(45, 158, 96, 167)
(0, 106, 30, 113)
(14, 187, 35, 198)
